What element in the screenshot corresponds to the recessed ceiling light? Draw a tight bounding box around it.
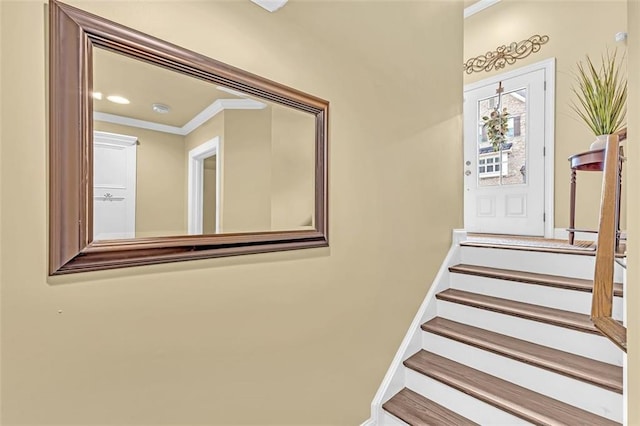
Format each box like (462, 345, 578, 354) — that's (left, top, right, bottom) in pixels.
(92, 92, 103, 100)
(107, 95, 130, 105)
(152, 103, 171, 114)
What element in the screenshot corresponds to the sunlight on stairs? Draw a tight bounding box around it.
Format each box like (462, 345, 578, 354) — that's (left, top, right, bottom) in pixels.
(370, 235, 626, 425)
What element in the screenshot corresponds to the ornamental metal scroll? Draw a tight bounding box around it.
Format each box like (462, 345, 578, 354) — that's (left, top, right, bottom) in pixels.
(464, 35, 550, 74)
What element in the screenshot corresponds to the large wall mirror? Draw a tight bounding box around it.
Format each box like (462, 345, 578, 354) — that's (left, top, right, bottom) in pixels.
(49, 0, 329, 274)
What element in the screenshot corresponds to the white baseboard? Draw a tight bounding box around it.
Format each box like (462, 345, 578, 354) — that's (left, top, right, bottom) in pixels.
(367, 230, 461, 424)
(360, 418, 375, 426)
(452, 228, 467, 245)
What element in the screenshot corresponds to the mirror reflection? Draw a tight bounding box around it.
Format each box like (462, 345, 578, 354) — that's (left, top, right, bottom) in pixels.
(92, 47, 316, 240)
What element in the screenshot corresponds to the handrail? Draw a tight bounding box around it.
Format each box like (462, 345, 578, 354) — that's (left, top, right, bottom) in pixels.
(591, 129, 627, 352)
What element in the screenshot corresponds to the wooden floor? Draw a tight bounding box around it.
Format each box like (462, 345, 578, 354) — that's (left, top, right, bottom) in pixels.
(464, 233, 626, 257)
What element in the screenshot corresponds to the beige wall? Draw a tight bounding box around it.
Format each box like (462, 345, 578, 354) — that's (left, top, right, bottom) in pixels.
(184, 111, 225, 154)
(0, 1, 462, 425)
(626, 0, 638, 423)
(271, 105, 316, 230)
(94, 121, 187, 238)
(464, 0, 627, 231)
(222, 108, 273, 233)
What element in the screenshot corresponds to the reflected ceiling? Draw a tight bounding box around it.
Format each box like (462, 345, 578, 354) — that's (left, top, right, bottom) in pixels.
(93, 48, 242, 127)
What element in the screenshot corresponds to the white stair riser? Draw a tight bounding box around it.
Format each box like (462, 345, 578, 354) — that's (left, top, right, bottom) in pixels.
(437, 301, 623, 366)
(460, 246, 624, 282)
(404, 368, 532, 425)
(449, 274, 624, 320)
(422, 333, 622, 422)
(379, 411, 408, 426)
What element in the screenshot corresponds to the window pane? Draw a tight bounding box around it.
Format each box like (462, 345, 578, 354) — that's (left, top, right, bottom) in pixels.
(478, 95, 500, 187)
(501, 88, 527, 185)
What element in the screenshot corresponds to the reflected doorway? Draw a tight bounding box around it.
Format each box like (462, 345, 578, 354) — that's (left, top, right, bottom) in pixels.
(188, 137, 221, 235)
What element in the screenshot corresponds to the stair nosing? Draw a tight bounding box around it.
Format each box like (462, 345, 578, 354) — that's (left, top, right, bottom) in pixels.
(436, 288, 602, 334)
(460, 240, 627, 258)
(422, 317, 623, 393)
(404, 350, 620, 426)
(449, 263, 624, 297)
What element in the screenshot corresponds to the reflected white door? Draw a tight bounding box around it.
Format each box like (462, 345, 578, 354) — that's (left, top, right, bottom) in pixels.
(93, 131, 137, 240)
(464, 66, 548, 236)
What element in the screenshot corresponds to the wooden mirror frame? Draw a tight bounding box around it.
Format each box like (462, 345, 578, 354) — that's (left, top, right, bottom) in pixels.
(49, 0, 329, 275)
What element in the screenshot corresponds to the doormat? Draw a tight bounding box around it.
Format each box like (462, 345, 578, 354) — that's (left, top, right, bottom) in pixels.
(464, 235, 596, 251)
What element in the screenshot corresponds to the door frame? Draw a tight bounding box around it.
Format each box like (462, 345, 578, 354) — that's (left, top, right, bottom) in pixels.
(187, 137, 221, 235)
(464, 58, 556, 238)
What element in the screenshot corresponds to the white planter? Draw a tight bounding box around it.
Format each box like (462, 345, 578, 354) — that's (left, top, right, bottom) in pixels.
(590, 134, 609, 151)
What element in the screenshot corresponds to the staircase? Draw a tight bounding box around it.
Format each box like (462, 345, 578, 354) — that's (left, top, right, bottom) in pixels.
(366, 233, 626, 425)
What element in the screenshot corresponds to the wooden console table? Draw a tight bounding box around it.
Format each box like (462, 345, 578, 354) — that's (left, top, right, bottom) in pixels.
(567, 146, 624, 249)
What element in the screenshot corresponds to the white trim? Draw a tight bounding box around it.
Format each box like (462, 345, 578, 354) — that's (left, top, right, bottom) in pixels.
(94, 111, 185, 135)
(250, 0, 288, 12)
(464, 58, 556, 238)
(181, 99, 266, 135)
(464, 0, 501, 19)
(187, 137, 221, 235)
(93, 130, 138, 146)
(511, 91, 526, 103)
(359, 419, 375, 426)
(543, 60, 556, 239)
(368, 229, 464, 424)
(216, 86, 249, 97)
(94, 99, 266, 136)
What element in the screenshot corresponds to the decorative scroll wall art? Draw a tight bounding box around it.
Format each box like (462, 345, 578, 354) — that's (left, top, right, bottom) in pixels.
(464, 34, 550, 74)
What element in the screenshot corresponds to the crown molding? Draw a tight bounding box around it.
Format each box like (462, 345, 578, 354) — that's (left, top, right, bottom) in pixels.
(464, 0, 501, 19)
(94, 98, 266, 136)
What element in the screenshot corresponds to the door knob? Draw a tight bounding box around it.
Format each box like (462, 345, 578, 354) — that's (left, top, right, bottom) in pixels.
(465, 170, 472, 176)
(465, 160, 471, 166)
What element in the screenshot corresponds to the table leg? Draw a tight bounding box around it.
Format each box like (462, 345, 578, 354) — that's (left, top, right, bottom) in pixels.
(569, 168, 577, 245)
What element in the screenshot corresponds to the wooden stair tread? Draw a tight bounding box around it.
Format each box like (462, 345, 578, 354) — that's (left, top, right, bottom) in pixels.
(404, 350, 620, 426)
(383, 388, 478, 426)
(422, 317, 622, 393)
(449, 263, 624, 297)
(436, 288, 602, 334)
(460, 240, 627, 258)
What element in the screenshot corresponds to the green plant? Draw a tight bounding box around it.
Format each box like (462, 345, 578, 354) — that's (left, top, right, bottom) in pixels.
(482, 107, 510, 151)
(571, 50, 627, 135)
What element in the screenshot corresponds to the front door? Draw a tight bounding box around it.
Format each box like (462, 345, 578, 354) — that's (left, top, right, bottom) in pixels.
(463, 64, 549, 236)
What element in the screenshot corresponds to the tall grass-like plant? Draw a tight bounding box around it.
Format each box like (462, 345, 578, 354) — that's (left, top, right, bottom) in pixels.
(571, 50, 627, 136)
